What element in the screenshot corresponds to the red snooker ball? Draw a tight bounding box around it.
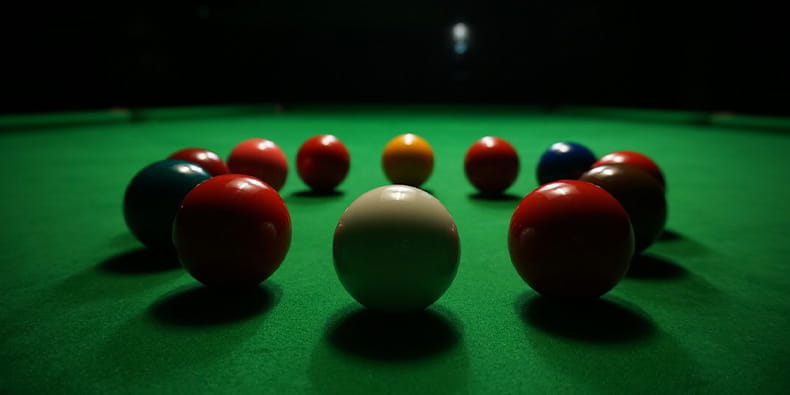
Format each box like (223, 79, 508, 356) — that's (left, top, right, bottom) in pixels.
(508, 180, 634, 298)
(464, 136, 519, 195)
(227, 139, 288, 190)
(173, 174, 292, 287)
(592, 151, 665, 187)
(296, 134, 350, 191)
(168, 148, 230, 176)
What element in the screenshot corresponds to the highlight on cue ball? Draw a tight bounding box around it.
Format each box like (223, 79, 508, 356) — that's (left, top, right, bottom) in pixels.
(332, 185, 460, 313)
(173, 174, 292, 288)
(381, 133, 435, 187)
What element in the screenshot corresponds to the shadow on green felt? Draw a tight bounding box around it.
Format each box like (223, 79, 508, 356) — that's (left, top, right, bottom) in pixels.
(658, 229, 682, 241)
(468, 191, 522, 202)
(107, 232, 139, 248)
(50, 249, 183, 305)
(98, 248, 181, 274)
(53, 248, 184, 304)
(520, 293, 705, 393)
(290, 189, 345, 198)
(654, 229, 710, 257)
(627, 253, 688, 280)
(93, 286, 276, 385)
(517, 293, 656, 344)
(148, 282, 280, 327)
(308, 305, 470, 395)
(324, 305, 461, 361)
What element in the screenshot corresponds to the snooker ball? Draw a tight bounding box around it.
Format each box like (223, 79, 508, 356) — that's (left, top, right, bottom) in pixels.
(382, 133, 434, 187)
(464, 136, 520, 195)
(173, 174, 292, 287)
(333, 185, 460, 313)
(508, 180, 634, 298)
(536, 142, 596, 185)
(227, 138, 288, 190)
(168, 147, 230, 176)
(296, 134, 350, 191)
(123, 160, 211, 252)
(592, 150, 665, 187)
(579, 164, 667, 253)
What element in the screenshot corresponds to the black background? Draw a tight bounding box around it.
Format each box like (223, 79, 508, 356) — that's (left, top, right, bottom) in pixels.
(3, 1, 788, 115)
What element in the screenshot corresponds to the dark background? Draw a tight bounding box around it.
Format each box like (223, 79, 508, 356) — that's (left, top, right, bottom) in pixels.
(2, 1, 788, 115)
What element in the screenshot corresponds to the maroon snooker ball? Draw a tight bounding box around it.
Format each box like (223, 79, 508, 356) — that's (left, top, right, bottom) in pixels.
(508, 180, 635, 298)
(592, 150, 665, 187)
(464, 136, 520, 195)
(296, 134, 350, 191)
(173, 174, 292, 288)
(227, 138, 289, 190)
(579, 163, 667, 253)
(168, 148, 230, 176)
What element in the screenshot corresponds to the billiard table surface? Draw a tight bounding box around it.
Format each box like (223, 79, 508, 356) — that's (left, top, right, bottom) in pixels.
(1, 104, 789, 394)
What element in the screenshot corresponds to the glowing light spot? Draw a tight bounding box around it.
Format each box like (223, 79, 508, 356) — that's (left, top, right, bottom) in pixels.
(176, 164, 202, 174)
(539, 182, 573, 198)
(387, 185, 414, 202)
(551, 143, 572, 153)
(320, 135, 337, 146)
(481, 136, 497, 148)
(256, 140, 276, 150)
(452, 23, 468, 41)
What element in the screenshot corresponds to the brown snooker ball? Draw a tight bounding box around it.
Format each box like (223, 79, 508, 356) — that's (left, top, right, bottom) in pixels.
(580, 163, 667, 253)
(592, 150, 665, 188)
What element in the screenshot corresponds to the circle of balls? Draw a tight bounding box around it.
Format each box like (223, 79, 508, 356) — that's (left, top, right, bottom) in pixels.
(123, 135, 667, 310)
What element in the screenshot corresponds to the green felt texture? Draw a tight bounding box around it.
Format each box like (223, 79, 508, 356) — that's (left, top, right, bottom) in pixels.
(1, 105, 789, 394)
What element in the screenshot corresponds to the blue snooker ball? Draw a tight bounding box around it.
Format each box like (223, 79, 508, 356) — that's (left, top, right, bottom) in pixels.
(123, 159, 211, 252)
(536, 142, 596, 185)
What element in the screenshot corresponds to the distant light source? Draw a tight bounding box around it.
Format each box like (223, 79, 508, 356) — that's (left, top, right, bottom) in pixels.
(452, 23, 469, 41)
(451, 23, 469, 55)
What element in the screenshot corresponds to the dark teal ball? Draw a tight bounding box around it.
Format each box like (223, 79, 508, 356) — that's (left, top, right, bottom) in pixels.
(123, 160, 211, 251)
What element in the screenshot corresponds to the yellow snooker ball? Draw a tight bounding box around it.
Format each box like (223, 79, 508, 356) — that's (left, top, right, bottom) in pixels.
(381, 133, 434, 187)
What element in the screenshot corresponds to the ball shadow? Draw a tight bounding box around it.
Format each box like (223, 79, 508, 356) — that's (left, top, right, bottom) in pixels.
(658, 229, 682, 241)
(468, 192, 521, 201)
(654, 229, 710, 257)
(148, 283, 280, 327)
(627, 254, 688, 280)
(326, 306, 461, 361)
(97, 248, 181, 274)
(518, 293, 656, 343)
(291, 189, 345, 198)
(108, 232, 138, 248)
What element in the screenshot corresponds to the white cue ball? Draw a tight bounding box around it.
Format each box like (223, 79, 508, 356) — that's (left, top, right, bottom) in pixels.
(333, 185, 461, 313)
